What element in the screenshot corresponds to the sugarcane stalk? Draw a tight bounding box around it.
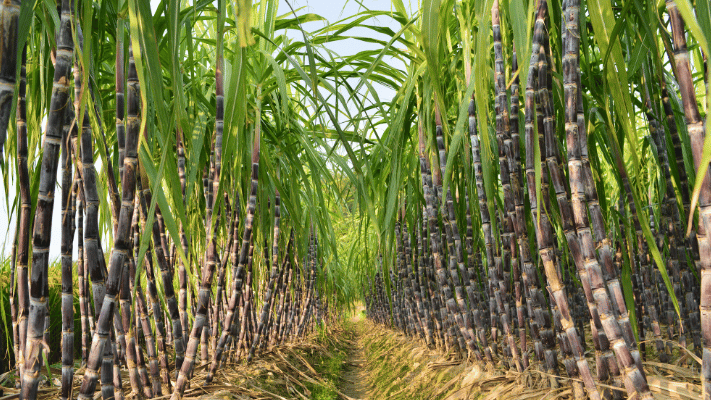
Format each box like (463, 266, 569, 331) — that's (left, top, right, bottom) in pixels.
(642, 76, 675, 363)
(408, 220, 427, 340)
(20, 0, 74, 396)
(492, 0, 523, 372)
(127, 198, 155, 398)
(248, 191, 282, 361)
(136, 256, 162, 397)
(661, 82, 692, 223)
(10, 233, 18, 388)
(176, 126, 191, 345)
(284, 257, 299, 341)
(405, 219, 429, 342)
(665, 1, 711, 397)
(76, 42, 140, 399)
(136, 170, 185, 389)
(390, 240, 405, 332)
(60, 62, 76, 400)
(278, 257, 295, 344)
(426, 178, 451, 350)
(430, 108, 474, 354)
(215, 194, 235, 337)
(397, 215, 420, 337)
(137, 165, 186, 370)
(297, 236, 318, 336)
(81, 86, 121, 235)
(559, 1, 653, 397)
(211, 235, 230, 360)
(141, 224, 171, 395)
(73, 27, 119, 398)
(416, 213, 436, 346)
(664, 49, 703, 285)
(526, 2, 607, 396)
(424, 175, 448, 349)
(9, 46, 27, 383)
(523, 0, 559, 379)
(0, 0, 20, 155)
(15, 43, 30, 389)
(119, 256, 143, 399)
(468, 92, 498, 363)
(522, 4, 560, 373)
(271, 238, 292, 347)
(172, 40, 229, 400)
(138, 279, 161, 397)
(206, 120, 260, 382)
(156, 210, 171, 269)
(236, 249, 255, 356)
(440, 159, 480, 355)
(432, 171, 465, 351)
(507, 43, 532, 370)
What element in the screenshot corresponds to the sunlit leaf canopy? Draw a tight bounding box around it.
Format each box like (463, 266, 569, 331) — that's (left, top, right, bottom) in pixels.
(3, 0, 711, 314)
(0, 0, 410, 309)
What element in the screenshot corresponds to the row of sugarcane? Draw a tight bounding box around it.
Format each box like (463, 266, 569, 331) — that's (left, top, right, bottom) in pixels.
(365, 0, 710, 399)
(4, 1, 331, 400)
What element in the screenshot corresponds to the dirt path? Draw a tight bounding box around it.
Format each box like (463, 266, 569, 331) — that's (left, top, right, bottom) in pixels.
(339, 309, 369, 400)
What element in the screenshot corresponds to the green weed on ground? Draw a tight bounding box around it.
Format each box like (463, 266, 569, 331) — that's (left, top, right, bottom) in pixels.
(256, 321, 348, 400)
(0, 258, 83, 378)
(359, 321, 467, 400)
(306, 323, 347, 400)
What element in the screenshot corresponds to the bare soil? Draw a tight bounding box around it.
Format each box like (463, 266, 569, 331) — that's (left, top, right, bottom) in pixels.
(339, 308, 369, 400)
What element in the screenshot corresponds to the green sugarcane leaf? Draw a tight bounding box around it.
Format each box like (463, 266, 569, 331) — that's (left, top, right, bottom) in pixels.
(509, 0, 534, 86)
(602, 106, 681, 319)
(677, 0, 711, 235)
(443, 76, 475, 196)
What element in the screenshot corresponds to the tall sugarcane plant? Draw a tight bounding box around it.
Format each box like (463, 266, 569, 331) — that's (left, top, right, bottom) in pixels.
(20, 0, 74, 397)
(4, 0, 711, 399)
(7, 0, 358, 395)
(14, 43, 29, 392)
(364, 0, 710, 400)
(665, 0, 711, 397)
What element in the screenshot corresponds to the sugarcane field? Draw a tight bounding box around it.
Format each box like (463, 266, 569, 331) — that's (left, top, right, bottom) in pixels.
(2, 0, 711, 398)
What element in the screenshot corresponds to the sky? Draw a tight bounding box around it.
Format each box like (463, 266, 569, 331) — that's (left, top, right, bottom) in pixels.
(276, 0, 405, 101)
(0, 0, 406, 262)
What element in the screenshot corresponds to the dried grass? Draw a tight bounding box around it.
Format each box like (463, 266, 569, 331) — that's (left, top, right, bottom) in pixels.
(0, 321, 705, 400)
(0, 325, 349, 400)
(357, 320, 705, 400)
